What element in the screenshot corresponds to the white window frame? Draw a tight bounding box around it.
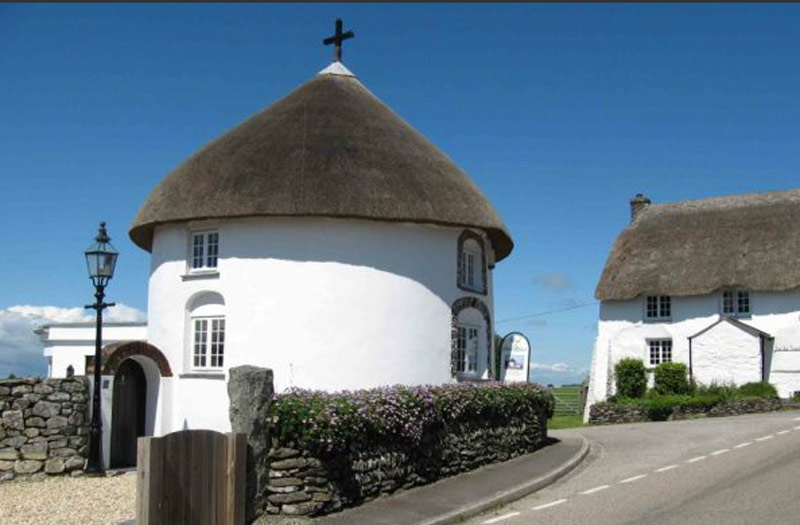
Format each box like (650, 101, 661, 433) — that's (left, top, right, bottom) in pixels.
(456, 323, 480, 374)
(191, 315, 225, 371)
(459, 245, 482, 292)
(189, 230, 219, 273)
(645, 295, 672, 321)
(721, 289, 750, 317)
(648, 338, 673, 366)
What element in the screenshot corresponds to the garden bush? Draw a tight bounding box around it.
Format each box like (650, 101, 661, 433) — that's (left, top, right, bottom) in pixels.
(696, 381, 739, 402)
(653, 362, 690, 395)
(615, 358, 647, 399)
(270, 382, 555, 454)
(737, 382, 778, 399)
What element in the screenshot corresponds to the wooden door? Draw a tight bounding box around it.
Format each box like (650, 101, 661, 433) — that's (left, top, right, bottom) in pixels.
(111, 359, 147, 468)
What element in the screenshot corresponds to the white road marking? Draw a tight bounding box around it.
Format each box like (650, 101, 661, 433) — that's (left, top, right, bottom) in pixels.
(687, 455, 707, 463)
(777, 430, 790, 435)
(710, 449, 730, 456)
(793, 417, 800, 421)
(620, 474, 647, 484)
(794, 426, 800, 430)
(580, 485, 610, 495)
(734, 442, 752, 449)
(755, 435, 774, 441)
(532, 499, 568, 511)
(656, 464, 679, 472)
(483, 512, 521, 524)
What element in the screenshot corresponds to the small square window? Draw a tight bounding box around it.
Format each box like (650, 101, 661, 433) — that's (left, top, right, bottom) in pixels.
(645, 296, 671, 320)
(722, 289, 749, 316)
(190, 231, 219, 272)
(648, 339, 673, 366)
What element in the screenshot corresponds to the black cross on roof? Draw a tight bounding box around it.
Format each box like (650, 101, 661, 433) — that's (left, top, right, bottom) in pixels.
(323, 18, 354, 63)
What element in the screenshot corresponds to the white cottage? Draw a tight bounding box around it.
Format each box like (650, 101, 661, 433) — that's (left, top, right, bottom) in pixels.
(43, 59, 513, 467)
(586, 190, 800, 417)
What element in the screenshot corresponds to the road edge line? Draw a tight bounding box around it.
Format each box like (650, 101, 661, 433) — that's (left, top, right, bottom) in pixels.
(418, 436, 591, 525)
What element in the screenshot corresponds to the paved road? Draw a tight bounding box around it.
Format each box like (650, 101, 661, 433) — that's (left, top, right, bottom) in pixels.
(467, 410, 800, 525)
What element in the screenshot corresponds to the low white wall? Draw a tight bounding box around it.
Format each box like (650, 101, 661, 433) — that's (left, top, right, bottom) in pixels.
(43, 324, 147, 378)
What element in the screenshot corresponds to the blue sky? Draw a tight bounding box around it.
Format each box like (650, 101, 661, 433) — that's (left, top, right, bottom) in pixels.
(2, 4, 799, 383)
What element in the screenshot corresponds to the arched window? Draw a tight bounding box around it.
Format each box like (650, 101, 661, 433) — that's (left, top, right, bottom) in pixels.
(451, 297, 492, 379)
(457, 230, 487, 294)
(186, 292, 226, 371)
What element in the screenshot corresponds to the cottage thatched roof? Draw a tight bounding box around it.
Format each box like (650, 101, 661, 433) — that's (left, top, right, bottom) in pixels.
(596, 188, 800, 301)
(129, 63, 513, 261)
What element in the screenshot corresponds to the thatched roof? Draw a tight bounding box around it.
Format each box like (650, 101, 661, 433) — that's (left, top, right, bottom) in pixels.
(129, 63, 513, 261)
(596, 188, 800, 301)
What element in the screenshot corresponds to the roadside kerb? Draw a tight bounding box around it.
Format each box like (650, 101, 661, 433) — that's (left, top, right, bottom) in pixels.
(417, 436, 590, 525)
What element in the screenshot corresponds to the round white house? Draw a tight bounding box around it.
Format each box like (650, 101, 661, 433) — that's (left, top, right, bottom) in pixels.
(46, 58, 513, 465)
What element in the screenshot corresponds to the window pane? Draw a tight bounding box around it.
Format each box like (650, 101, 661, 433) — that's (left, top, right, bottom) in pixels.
(206, 232, 219, 268)
(192, 234, 205, 269)
(456, 326, 467, 372)
(737, 291, 750, 314)
(723, 291, 735, 314)
(660, 296, 671, 318)
(193, 319, 207, 368)
(646, 296, 658, 318)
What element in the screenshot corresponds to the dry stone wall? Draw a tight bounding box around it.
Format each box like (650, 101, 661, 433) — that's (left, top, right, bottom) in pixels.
(264, 419, 548, 517)
(0, 377, 89, 481)
(228, 366, 551, 520)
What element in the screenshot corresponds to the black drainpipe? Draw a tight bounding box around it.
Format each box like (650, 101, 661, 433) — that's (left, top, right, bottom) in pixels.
(688, 338, 693, 379)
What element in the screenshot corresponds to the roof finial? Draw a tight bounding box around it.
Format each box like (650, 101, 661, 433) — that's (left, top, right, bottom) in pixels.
(323, 18, 354, 63)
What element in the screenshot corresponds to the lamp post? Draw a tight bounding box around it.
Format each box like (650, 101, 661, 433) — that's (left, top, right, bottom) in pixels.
(83, 221, 118, 474)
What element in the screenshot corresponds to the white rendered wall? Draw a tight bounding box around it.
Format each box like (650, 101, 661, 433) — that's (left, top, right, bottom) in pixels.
(585, 288, 800, 419)
(692, 322, 762, 386)
(148, 217, 496, 434)
(42, 324, 148, 378)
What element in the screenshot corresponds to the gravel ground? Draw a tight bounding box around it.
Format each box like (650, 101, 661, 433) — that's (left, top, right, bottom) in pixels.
(0, 473, 136, 525)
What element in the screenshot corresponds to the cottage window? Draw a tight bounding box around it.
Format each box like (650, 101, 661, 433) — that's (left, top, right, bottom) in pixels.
(455, 324, 479, 374)
(648, 339, 672, 366)
(722, 290, 750, 316)
(192, 317, 225, 369)
(190, 231, 219, 271)
(645, 295, 671, 320)
(457, 231, 486, 294)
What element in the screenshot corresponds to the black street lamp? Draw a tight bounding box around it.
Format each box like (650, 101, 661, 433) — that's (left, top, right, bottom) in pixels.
(83, 221, 118, 474)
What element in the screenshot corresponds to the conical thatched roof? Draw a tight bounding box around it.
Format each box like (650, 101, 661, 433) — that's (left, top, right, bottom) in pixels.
(596, 188, 800, 301)
(129, 63, 513, 261)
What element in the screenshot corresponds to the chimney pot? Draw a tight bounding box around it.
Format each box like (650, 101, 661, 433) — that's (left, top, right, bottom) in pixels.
(630, 193, 651, 222)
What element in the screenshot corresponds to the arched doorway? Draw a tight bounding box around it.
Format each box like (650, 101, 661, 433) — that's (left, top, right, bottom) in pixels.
(110, 359, 146, 468)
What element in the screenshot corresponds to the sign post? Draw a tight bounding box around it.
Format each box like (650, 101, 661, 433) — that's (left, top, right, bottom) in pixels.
(499, 332, 531, 383)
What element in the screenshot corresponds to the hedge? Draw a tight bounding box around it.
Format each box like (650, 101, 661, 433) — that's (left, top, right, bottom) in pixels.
(271, 382, 555, 455)
(653, 362, 690, 395)
(615, 358, 647, 398)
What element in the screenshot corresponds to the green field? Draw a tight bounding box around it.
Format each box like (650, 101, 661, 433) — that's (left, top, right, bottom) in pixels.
(548, 414, 584, 429)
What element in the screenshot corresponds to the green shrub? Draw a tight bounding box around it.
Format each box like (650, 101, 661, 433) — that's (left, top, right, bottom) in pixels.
(737, 382, 778, 399)
(696, 381, 739, 402)
(615, 358, 647, 399)
(653, 362, 690, 395)
(639, 395, 686, 421)
(792, 391, 800, 402)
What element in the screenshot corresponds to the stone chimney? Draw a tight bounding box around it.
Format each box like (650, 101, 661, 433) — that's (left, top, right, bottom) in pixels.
(630, 193, 651, 222)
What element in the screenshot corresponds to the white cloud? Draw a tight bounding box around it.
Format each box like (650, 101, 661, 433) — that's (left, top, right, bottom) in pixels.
(0, 304, 145, 377)
(532, 272, 576, 292)
(530, 361, 574, 373)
